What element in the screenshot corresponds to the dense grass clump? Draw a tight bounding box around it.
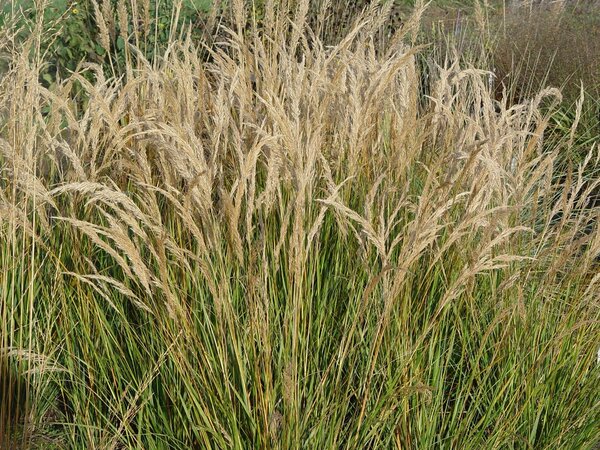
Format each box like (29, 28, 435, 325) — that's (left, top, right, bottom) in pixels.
(0, 0, 598, 448)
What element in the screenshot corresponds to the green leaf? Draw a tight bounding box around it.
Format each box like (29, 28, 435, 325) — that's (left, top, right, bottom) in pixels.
(42, 73, 54, 84)
(95, 44, 106, 56)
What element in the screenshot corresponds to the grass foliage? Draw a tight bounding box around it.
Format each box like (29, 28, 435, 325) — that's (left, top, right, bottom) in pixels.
(0, 0, 599, 448)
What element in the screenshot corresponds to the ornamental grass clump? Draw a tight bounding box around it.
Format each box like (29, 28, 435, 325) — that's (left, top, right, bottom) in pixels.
(0, 0, 598, 448)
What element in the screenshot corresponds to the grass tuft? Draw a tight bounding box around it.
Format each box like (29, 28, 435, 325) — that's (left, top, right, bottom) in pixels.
(0, 1, 598, 448)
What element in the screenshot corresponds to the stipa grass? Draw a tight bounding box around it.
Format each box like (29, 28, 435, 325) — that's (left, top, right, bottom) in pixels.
(0, 0, 599, 448)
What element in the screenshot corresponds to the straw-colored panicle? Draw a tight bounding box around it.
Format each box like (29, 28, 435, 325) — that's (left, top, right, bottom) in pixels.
(91, 0, 111, 54)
